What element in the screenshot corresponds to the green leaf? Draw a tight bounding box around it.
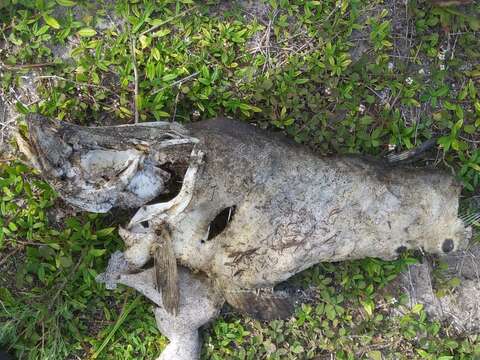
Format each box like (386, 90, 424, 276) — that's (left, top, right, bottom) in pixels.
(35, 25, 50, 36)
(77, 28, 97, 37)
(154, 110, 170, 118)
(465, 124, 476, 134)
(153, 29, 171, 38)
(59, 256, 73, 268)
(437, 136, 451, 152)
(56, 0, 76, 6)
(96, 227, 115, 237)
(37, 265, 45, 283)
(15, 102, 30, 114)
(151, 48, 161, 61)
(367, 350, 383, 360)
(468, 79, 477, 100)
(162, 73, 178, 82)
(325, 303, 336, 320)
(469, 163, 480, 172)
(89, 248, 106, 257)
(43, 14, 60, 29)
(474, 101, 480, 114)
(291, 342, 304, 354)
(412, 303, 423, 314)
(361, 299, 374, 316)
(0, 287, 15, 305)
(444, 101, 456, 111)
(8, 222, 17, 231)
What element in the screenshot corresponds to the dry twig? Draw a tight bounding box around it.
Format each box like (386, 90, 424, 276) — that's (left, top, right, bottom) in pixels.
(139, 7, 197, 36)
(130, 37, 140, 124)
(33, 75, 119, 94)
(0, 246, 22, 268)
(0, 62, 57, 70)
(151, 71, 199, 95)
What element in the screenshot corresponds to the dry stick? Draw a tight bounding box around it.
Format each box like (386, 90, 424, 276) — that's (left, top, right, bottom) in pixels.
(48, 252, 86, 311)
(139, 6, 197, 36)
(91, 292, 140, 360)
(0, 246, 22, 268)
(33, 75, 119, 95)
(459, 135, 480, 144)
(130, 37, 140, 124)
(172, 90, 180, 122)
(365, 85, 385, 100)
(151, 71, 199, 95)
(0, 62, 57, 70)
(276, 42, 310, 68)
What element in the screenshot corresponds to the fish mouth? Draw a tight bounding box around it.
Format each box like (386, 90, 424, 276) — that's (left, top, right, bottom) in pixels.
(16, 114, 197, 213)
(14, 128, 42, 171)
(16, 114, 73, 179)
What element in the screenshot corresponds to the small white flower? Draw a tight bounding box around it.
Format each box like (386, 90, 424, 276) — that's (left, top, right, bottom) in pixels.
(325, 87, 332, 96)
(388, 62, 394, 70)
(438, 52, 446, 61)
(358, 104, 366, 114)
(418, 68, 425, 75)
(439, 64, 445, 71)
(405, 77, 413, 85)
(388, 143, 396, 151)
(192, 110, 200, 118)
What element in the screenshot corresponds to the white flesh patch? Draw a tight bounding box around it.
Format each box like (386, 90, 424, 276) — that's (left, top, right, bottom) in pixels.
(80, 149, 141, 179)
(127, 165, 168, 201)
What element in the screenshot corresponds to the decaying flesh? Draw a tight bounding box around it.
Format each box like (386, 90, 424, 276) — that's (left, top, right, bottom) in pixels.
(19, 114, 472, 359)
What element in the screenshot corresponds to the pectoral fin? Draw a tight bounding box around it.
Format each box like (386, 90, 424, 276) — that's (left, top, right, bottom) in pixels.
(153, 227, 179, 315)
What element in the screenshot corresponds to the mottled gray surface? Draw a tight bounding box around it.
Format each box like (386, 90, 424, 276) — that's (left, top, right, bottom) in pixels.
(20, 116, 473, 359)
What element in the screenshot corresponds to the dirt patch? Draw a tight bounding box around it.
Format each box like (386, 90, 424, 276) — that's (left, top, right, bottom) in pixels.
(391, 243, 480, 334)
(0, 70, 43, 157)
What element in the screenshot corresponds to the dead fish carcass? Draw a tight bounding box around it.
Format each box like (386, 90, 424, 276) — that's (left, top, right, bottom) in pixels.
(19, 115, 472, 358)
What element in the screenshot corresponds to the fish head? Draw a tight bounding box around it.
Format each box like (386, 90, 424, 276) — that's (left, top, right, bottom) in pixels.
(17, 114, 195, 212)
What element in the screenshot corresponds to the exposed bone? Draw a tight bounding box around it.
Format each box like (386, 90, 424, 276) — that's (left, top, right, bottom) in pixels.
(120, 227, 157, 268)
(22, 116, 473, 360)
(121, 148, 205, 270)
(128, 148, 205, 227)
(97, 253, 223, 360)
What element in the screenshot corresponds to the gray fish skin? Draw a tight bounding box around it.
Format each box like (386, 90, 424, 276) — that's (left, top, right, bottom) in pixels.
(21, 116, 471, 310)
(175, 119, 470, 290)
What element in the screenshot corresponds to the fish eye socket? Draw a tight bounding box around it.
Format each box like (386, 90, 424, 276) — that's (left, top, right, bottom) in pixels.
(442, 238, 454, 253)
(396, 246, 407, 254)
